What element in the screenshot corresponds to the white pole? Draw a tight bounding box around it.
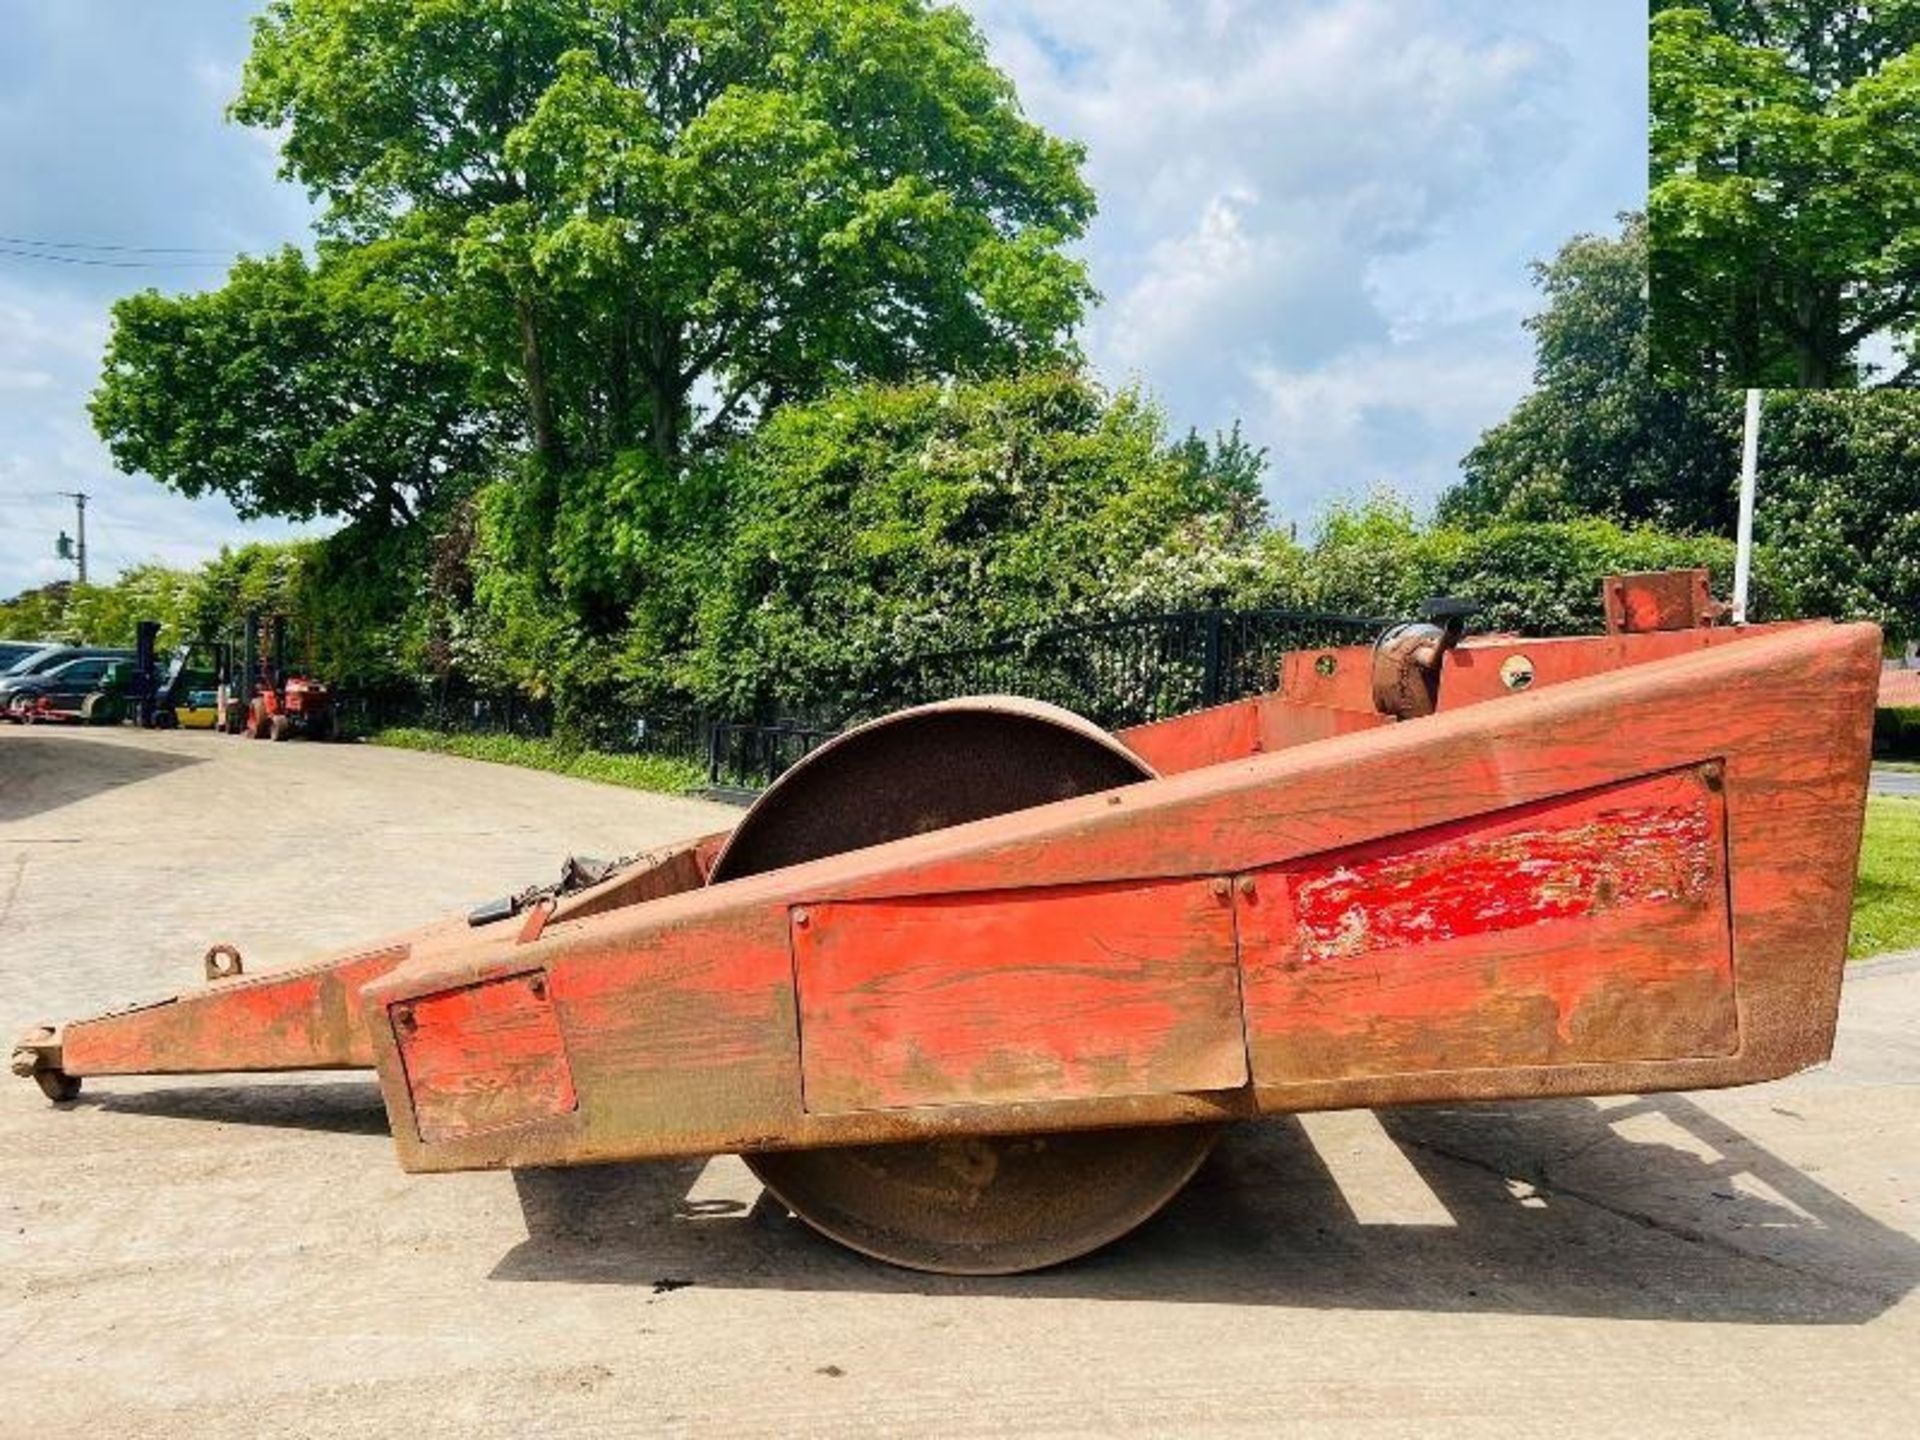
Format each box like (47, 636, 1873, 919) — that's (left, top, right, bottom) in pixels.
(1733, 388, 1761, 625)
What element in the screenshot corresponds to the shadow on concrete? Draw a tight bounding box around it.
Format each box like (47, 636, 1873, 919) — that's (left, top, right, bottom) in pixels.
(491, 1096, 1920, 1324)
(55, 1072, 1917, 1322)
(0, 734, 205, 823)
(74, 1079, 391, 1137)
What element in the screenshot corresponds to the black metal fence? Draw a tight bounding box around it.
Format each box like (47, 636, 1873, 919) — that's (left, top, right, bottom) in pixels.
(339, 606, 1393, 792)
(332, 687, 836, 791)
(864, 607, 1392, 730)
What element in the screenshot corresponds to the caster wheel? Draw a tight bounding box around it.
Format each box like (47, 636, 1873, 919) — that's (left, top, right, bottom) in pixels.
(34, 1069, 81, 1103)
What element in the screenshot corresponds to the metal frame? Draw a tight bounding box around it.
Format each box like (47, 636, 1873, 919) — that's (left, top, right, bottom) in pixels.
(16, 615, 1880, 1186)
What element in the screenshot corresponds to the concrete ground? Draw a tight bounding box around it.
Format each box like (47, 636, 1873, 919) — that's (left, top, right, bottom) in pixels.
(1871, 765, 1920, 797)
(1, 725, 1916, 1438)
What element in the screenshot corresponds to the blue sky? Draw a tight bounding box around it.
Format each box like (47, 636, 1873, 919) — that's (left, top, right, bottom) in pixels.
(0, 0, 1646, 598)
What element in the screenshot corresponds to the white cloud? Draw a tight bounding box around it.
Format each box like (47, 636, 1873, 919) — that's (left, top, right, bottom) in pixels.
(1248, 307, 1538, 508)
(964, 0, 1646, 523)
(0, 277, 324, 600)
(0, 1, 317, 600)
(0, 0, 1644, 601)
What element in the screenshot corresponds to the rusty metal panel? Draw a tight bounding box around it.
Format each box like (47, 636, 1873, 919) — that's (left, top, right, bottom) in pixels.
(791, 878, 1247, 1113)
(1435, 625, 1810, 712)
(1604, 569, 1717, 634)
(63, 943, 411, 1075)
(1118, 694, 1387, 774)
(394, 971, 577, 1142)
(1239, 767, 1736, 1084)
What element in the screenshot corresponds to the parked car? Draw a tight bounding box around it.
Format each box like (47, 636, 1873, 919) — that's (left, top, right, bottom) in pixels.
(2, 652, 135, 723)
(3, 644, 102, 684)
(0, 640, 55, 673)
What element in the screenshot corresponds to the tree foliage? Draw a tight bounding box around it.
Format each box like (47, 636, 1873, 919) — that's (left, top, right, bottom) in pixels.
(1752, 389, 1920, 634)
(1651, 1, 1920, 385)
(1446, 214, 1740, 531)
(1112, 493, 1764, 638)
(615, 369, 1264, 712)
(1448, 212, 1920, 644)
(231, 0, 1095, 504)
(93, 248, 500, 528)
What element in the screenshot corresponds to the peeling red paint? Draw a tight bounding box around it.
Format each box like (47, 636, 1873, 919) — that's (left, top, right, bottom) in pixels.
(1292, 800, 1714, 963)
(1238, 768, 1737, 1083)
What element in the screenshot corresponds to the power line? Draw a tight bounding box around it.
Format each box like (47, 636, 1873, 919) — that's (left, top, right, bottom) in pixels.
(0, 243, 226, 271)
(0, 233, 230, 255)
(0, 498, 188, 537)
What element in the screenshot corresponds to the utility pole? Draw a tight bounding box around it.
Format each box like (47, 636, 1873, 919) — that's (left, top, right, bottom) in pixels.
(56, 491, 88, 584)
(1732, 390, 1760, 625)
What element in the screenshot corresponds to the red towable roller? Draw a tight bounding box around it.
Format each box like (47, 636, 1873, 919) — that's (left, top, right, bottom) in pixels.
(11, 571, 1881, 1274)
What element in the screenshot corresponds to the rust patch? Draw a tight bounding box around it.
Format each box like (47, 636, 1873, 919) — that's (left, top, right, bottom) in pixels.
(397, 971, 577, 1143)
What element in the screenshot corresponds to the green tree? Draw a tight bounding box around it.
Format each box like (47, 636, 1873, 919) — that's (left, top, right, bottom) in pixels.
(671, 370, 1265, 714)
(1651, 1, 1920, 386)
(1752, 390, 1920, 639)
(56, 566, 202, 648)
(231, 0, 1095, 510)
(93, 247, 500, 529)
(0, 584, 74, 644)
(1444, 214, 1740, 531)
(1449, 204, 1920, 640)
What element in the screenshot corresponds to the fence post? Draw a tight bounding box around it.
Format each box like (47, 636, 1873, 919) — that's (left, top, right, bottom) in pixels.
(1201, 609, 1225, 707)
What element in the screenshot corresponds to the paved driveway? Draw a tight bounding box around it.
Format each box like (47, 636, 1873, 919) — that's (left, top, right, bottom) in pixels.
(1, 726, 1915, 1437)
(1872, 766, 1920, 797)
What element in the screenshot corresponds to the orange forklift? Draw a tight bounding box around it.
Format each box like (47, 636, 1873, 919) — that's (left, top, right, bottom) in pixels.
(215, 612, 339, 742)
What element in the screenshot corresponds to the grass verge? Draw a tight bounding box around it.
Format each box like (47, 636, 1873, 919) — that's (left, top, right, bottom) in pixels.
(1852, 795, 1920, 959)
(369, 727, 705, 797)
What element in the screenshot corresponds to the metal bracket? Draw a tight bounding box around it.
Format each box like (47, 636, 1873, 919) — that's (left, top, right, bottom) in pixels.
(1419, 595, 1481, 650)
(204, 944, 245, 981)
(10, 1025, 79, 1102)
(517, 897, 557, 945)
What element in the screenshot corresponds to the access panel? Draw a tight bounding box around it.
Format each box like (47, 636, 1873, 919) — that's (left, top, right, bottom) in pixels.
(394, 970, 578, 1142)
(792, 878, 1247, 1114)
(1238, 766, 1738, 1084)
